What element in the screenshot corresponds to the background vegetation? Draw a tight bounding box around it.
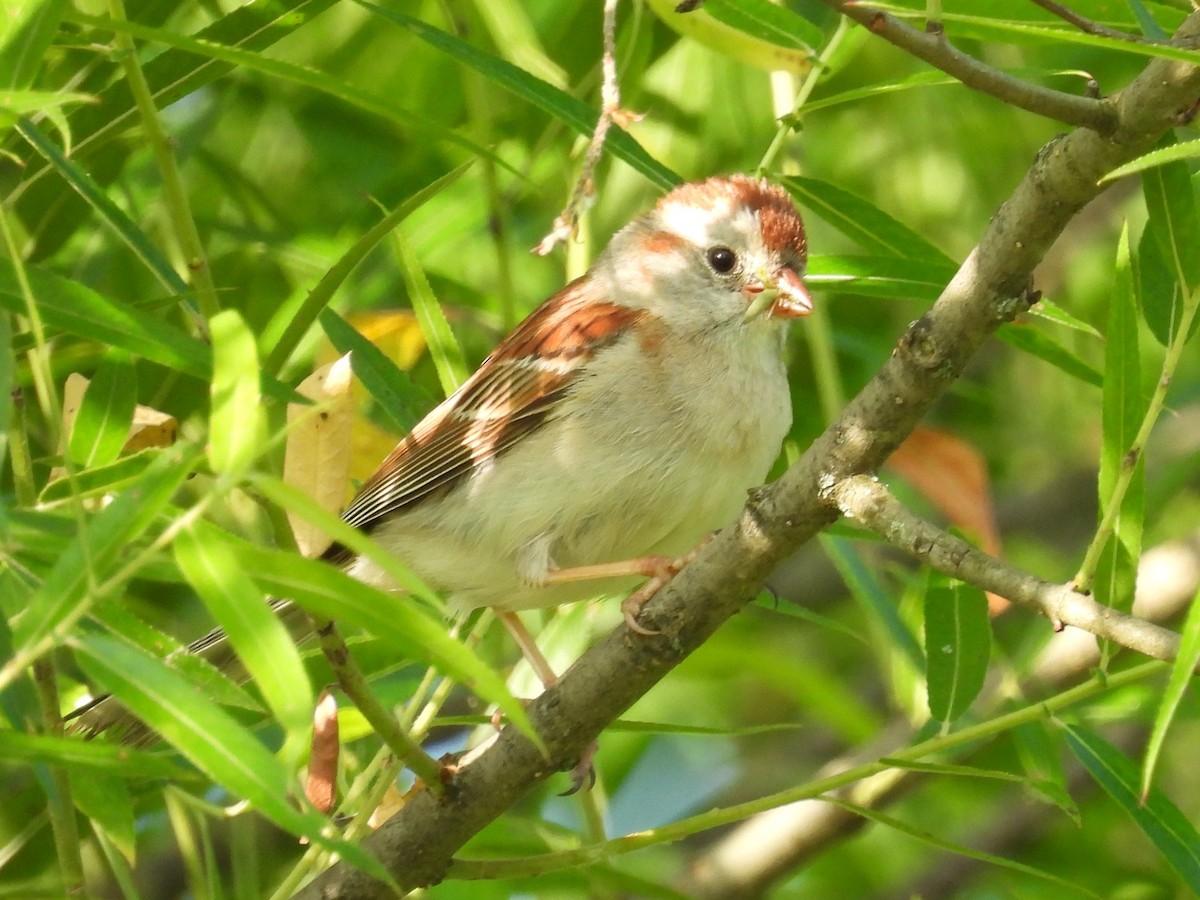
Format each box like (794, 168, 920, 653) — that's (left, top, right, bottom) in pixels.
(2, 0, 1199, 897)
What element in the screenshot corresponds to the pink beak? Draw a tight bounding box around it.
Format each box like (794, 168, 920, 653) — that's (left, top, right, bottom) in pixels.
(743, 267, 813, 319)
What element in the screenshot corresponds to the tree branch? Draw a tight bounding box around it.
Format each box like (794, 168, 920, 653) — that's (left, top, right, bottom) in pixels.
(818, 0, 1119, 130)
(296, 12, 1200, 898)
(827, 474, 1182, 661)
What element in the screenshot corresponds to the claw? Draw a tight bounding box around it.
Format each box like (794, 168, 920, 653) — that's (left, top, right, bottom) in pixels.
(559, 740, 600, 796)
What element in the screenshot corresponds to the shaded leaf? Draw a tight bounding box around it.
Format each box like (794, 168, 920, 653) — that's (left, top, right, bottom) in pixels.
(924, 575, 990, 726)
(995, 323, 1103, 388)
(1142, 583, 1200, 800)
(1064, 724, 1200, 892)
(781, 176, 953, 264)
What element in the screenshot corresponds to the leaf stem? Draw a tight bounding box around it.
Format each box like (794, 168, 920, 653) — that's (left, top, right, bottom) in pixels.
(1074, 285, 1200, 592)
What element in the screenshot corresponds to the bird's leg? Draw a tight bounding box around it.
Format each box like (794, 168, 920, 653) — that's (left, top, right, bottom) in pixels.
(496, 610, 595, 794)
(497, 611, 559, 688)
(542, 536, 714, 635)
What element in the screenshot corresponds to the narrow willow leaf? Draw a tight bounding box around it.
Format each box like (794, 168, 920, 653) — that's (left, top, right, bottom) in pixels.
(71, 633, 393, 885)
(1127, 0, 1169, 41)
(822, 535, 924, 668)
(217, 529, 545, 754)
(0, 264, 210, 377)
(174, 521, 313, 735)
(0, 730, 188, 778)
(471, 0, 567, 88)
(14, 443, 200, 653)
(806, 254, 956, 302)
(319, 308, 432, 433)
(1139, 156, 1200, 346)
(924, 575, 990, 726)
(646, 0, 818, 74)
(40, 449, 162, 504)
(17, 120, 189, 295)
(251, 474, 441, 610)
(392, 228, 468, 395)
(0, 0, 70, 88)
(781, 176, 953, 264)
(90, 599, 262, 712)
(1095, 225, 1144, 622)
(883, 754, 1078, 821)
(356, 2, 680, 191)
(1064, 725, 1200, 892)
(1028, 297, 1103, 338)
(67, 353, 137, 469)
(1102, 138, 1200, 183)
(208, 310, 265, 475)
(1142, 583, 1200, 800)
(995, 323, 1103, 387)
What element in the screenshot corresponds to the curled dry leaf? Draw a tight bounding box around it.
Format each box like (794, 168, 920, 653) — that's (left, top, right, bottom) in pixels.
(887, 425, 1008, 613)
(305, 691, 340, 816)
(284, 354, 355, 557)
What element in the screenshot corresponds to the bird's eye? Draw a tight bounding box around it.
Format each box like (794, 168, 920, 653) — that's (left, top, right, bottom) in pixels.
(706, 246, 737, 274)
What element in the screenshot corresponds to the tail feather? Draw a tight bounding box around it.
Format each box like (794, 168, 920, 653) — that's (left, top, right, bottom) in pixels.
(67, 598, 312, 745)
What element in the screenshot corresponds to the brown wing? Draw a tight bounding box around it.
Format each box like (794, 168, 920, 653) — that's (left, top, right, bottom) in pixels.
(336, 277, 644, 535)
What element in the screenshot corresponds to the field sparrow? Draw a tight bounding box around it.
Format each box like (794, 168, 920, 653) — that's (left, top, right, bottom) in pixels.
(73, 174, 811, 738)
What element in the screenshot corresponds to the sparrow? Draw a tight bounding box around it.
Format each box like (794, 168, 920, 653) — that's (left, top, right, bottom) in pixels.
(71, 174, 811, 740)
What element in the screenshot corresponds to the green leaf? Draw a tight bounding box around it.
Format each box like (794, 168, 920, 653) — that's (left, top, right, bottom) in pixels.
(0, 313, 10, 460)
(1012, 721, 1080, 825)
(0, 264, 210, 378)
(995, 323, 1103, 388)
(646, 0, 816, 75)
(216, 528, 545, 755)
(318, 309, 433, 434)
(0, 0, 70, 88)
(356, 2, 680, 191)
(174, 521, 313, 736)
(13, 443, 200, 655)
(39, 449, 163, 504)
(208, 310, 265, 475)
(0, 729, 187, 778)
(924, 575, 990, 727)
(71, 632, 393, 885)
(1094, 225, 1145, 622)
(1139, 153, 1200, 345)
(1028, 298, 1102, 339)
(392, 228, 468, 395)
(89, 597, 261, 713)
(250, 474, 440, 609)
(1141, 144, 1200, 291)
(807, 254, 956, 302)
(1064, 724, 1200, 893)
(68, 352, 137, 469)
(1142, 583, 1200, 800)
(780, 176, 953, 264)
(1102, 138, 1200, 183)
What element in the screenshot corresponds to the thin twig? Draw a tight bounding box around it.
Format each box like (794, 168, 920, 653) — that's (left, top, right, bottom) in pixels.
(534, 0, 639, 255)
(827, 475, 1183, 661)
(1029, 0, 1157, 44)
(818, 0, 1118, 131)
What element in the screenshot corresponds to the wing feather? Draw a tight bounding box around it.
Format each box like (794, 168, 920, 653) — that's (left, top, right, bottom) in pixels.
(335, 277, 643, 535)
